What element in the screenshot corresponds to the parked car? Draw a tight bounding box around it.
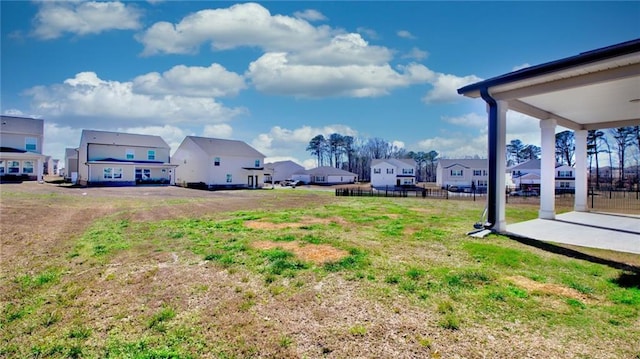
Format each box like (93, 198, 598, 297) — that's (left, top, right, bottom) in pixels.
(510, 189, 539, 197)
(281, 179, 301, 187)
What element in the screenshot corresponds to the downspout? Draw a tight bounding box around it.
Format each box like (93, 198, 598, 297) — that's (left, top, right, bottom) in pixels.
(480, 88, 497, 230)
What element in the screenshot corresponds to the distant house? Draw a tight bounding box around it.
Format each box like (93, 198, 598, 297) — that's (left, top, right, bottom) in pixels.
(64, 148, 79, 183)
(44, 156, 60, 176)
(510, 159, 575, 192)
(436, 159, 488, 192)
(77, 130, 177, 186)
(370, 158, 417, 188)
(0, 115, 47, 182)
(291, 166, 357, 185)
(264, 160, 305, 184)
(172, 136, 265, 189)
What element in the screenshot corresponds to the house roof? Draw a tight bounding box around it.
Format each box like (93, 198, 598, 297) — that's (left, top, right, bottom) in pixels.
(264, 160, 304, 170)
(81, 130, 169, 149)
(508, 159, 573, 171)
(458, 38, 640, 130)
(296, 166, 357, 177)
(65, 148, 78, 158)
(187, 136, 265, 158)
(438, 159, 487, 169)
(372, 158, 416, 167)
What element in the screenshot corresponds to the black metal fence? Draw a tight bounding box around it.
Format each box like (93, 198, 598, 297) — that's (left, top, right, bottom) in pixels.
(335, 187, 486, 201)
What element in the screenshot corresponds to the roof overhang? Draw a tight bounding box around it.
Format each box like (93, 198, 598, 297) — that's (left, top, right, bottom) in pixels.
(458, 38, 640, 130)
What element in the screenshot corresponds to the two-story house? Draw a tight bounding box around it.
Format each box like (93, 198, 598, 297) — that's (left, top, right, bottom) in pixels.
(77, 130, 177, 186)
(436, 159, 488, 192)
(172, 136, 265, 189)
(509, 159, 575, 193)
(370, 159, 417, 188)
(0, 115, 47, 182)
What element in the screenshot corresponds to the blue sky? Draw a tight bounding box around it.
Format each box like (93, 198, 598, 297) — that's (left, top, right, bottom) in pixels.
(2, 1, 639, 168)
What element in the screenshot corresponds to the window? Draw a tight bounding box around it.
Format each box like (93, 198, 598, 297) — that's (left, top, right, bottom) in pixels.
(136, 168, 151, 180)
(255, 159, 260, 167)
(477, 180, 488, 187)
(214, 157, 220, 166)
(8, 161, 20, 174)
(450, 169, 463, 176)
(126, 149, 135, 160)
(113, 168, 123, 179)
(386, 168, 394, 174)
(226, 174, 232, 183)
(373, 168, 381, 174)
(25, 137, 37, 152)
(402, 168, 414, 175)
(558, 170, 573, 177)
(559, 182, 571, 188)
(402, 179, 414, 185)
(483, 170, 488, 176)
(22, 161, 34, 174)
(473, 170, 482, 176)
(147, 150, 156, 161)
(103, 167, 113, 179)
(0, 160, 4, 174)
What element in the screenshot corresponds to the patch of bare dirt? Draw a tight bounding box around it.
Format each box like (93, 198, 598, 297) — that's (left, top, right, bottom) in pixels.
(506, 275, 597, 303)
(251, 240, 349, 264)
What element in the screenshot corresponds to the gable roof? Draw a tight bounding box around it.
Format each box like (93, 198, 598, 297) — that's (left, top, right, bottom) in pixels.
(264, 160, 304, 170)
(438, 159, 487, 169)
(81, 130, 169, 149)
(296, 166, 357, 177)
(508, 159, 541, 171)
(187, 136, 265, 158)
(372, 158, 416, 167)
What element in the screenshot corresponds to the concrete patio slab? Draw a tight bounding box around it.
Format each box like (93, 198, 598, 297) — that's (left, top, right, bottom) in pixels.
(506, 212, 640, 255)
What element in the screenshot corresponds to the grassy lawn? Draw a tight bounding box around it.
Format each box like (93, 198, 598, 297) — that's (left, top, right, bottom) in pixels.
(1, 185, 639, 358)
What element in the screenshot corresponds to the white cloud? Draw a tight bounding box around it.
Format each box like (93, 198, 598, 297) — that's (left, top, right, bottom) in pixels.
(33, 1, 142, 40)
(293, 9, 327, 21)
(43, 123, 83, 164)
(132, 63, 246, 98)
(202, 124, 233, 139)
(392, 140, 405, 149)
(25, 72, 247, 127)
(417, 134, 488, 159)
(402, 47, 428, 61)
(422, 73, 483, 104)
(288, 33, 392, 66)
(513, 63, 531, 71)
(397, 30, 416, 39)
(443, 113, 487, 129)
(357, 27, 378, 40)
(137, 2, 334, 55)
(251, 124, 358, 161)
(247, 53, 433, 98)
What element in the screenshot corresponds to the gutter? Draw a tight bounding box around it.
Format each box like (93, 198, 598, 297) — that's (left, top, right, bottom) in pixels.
(480, 88, 497, 230)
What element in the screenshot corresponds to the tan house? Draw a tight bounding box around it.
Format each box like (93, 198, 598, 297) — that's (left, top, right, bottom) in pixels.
(64, 147, 79, 182)
(77, 130, 177, 186)
(0, 115, 47, 182)
(172, 136, 265, 189)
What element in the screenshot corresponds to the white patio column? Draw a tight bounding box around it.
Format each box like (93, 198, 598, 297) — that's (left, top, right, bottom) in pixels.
(494, 100, 508, 232)
(574, 129, 588, 211)
(539, 119, 557, 219)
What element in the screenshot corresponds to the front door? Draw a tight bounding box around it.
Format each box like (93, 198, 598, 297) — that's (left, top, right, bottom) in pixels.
(248, 175, 254, 188)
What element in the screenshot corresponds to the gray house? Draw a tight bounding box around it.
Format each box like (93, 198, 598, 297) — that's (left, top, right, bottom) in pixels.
(0, 115, 47, 182)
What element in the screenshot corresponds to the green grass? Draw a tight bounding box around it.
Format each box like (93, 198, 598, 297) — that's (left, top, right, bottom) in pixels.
(2, 190, 639, 358)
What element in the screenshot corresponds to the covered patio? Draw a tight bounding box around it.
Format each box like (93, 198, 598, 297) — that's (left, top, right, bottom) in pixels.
(458, 39, 640, 252)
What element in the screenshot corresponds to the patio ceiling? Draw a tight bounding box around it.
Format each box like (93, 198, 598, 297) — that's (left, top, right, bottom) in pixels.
(459, 39, 640, 131)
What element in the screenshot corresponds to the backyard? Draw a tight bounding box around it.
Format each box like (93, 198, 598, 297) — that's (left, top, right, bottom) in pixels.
(1, 182, 639, 358)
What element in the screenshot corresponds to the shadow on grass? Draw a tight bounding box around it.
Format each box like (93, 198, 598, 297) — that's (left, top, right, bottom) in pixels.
(506, 234, 640, 288)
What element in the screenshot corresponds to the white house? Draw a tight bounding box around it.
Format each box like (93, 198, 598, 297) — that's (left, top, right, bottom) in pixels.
(291, 166, 357, 185)
(264, 160, 305, 184)
(77, 130, 177, 186)
(510, 159, 575, 192)
(436, 159, 488, 192)
(0, 115, 47, 182)
(172, 136, 265, 189)
(370, 158, 417, 188)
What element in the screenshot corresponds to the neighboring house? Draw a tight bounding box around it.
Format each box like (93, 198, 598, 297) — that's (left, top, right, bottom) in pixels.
(436, 159, 488, 192)
(291, 166, 357, 185)
(370, 158, 417, 188)
(510, 159, 575, 192)
(64, 148, 79, 183)
(264, 160, 305, 184)
(172, 136, 265, 189)
(77, 130, 177, 186)
(44, 156, 60, 176)
(0, 115, 47, 182)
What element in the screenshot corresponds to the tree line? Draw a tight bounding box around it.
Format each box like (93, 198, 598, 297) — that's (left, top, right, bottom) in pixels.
(305, 133, 438, 182)
(306, 126, 640, 187)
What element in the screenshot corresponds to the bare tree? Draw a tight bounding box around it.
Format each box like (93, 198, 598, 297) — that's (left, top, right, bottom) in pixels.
(587, 130, 606, 189)
(609, 127, 634, 188)
(306, 134, 327, 167)
(555, 130, 575, 166)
